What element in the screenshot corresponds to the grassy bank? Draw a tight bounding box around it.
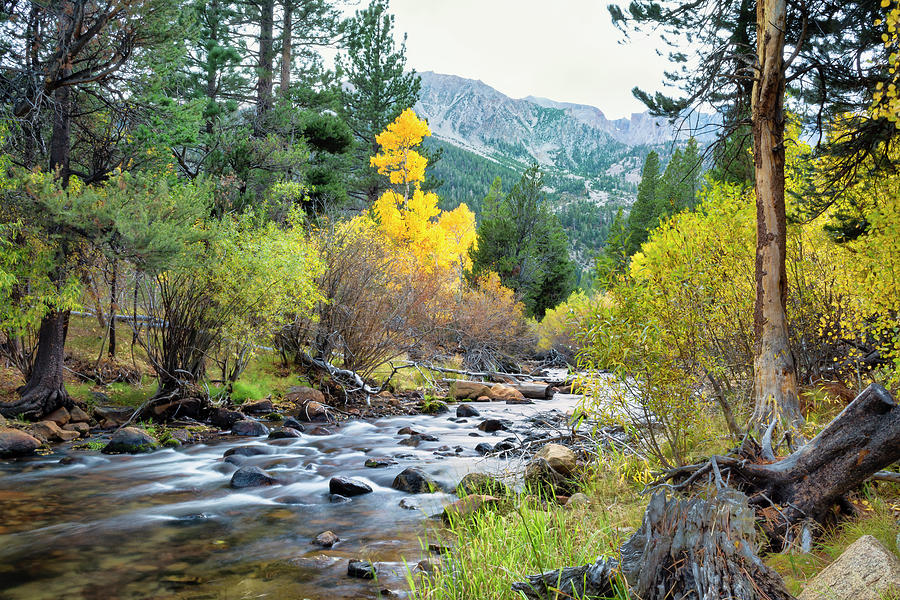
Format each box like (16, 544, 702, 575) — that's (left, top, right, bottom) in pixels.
(410, 433, 900, 600)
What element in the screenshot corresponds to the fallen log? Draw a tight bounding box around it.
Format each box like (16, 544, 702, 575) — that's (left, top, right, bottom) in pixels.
(652, 383, 900, 548)
(513, 489, 795, 600)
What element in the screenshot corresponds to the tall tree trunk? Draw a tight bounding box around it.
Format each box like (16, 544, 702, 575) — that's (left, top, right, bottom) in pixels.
(750, 0, 801, 440)
(280, 0, 292, 98)
(8, 3, 78, 419)
(9, 4, 77, 419)
(1, 310, 71, 418)
(205, 0, 220, 136)
(49, 75, 70, 185)
(108, 259, 117, 359)
(256, 0, 275, 132)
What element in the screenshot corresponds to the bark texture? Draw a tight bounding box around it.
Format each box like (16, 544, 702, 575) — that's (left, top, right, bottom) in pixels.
(1, 311, 72, 419)
(513, 490, 795, 600)
(280, 0, 292, 98)
(256, 0, 275, 128)
(732, 384, 900, 540)
(751, 0, 802, 436)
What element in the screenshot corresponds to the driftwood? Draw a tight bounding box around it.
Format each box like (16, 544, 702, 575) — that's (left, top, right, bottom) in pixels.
(444, 379, 554, 400)
(654, 383, 900, 545)
(513, 489, 794, 600)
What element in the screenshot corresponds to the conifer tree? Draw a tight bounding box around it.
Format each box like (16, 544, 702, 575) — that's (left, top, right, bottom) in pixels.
(338, 0, 421, 205)
(625, 151, 661, 255)
(470, 165, 575, 318)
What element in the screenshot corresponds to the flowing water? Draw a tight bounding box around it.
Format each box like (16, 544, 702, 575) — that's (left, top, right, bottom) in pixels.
(0, 393, 582, 600)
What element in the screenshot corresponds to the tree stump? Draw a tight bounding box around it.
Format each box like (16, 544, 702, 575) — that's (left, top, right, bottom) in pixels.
(512, 489, 795, 600)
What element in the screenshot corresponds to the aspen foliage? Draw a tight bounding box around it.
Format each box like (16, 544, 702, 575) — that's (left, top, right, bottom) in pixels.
(370, 109, 477, 277)
(577, 127, 900, 464)
(872, 0, 900, 125)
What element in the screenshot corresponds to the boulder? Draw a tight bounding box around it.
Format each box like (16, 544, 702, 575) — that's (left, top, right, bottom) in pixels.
(489, 384, 526, 403)
(285, 386, 326, 405)
(534, 443, 577, 476)
(0, 428, 42, 457)
(329, 476, 373, 497)
(399, 433, 439, 447)
(456, 404, 480, 418)
(45, 407, 70, 426)
(397, 427, 420, 435)
(313, 531, 340, 548)
(477, 419, 507, 433)
(347, 559, 377, 579)
(295, 401, 328, 423)
(91, 391, 112, 404)
(210, 408, 244, 429)
(493, 440, 516, 455)
(391, 467, 438, 494)
(457, 472, 511, 497)
(102, 427, 158, 454)
(151, 397, 202, 420)
(224, 445, 271, 458)
(282, 416, 305, 431)
(450, 381, 492, 400)
(442, 495, 500, 522)
(32, 420, 79, 443)
(231, 420, 269, 437)
(365, 457, 397, 468)
(268, 427, 302, 440)
(93, 406, 133, 426)
(475, 442, 493, 455)
(307, 426, 333, 436)
(69, 405, 91, 423)
(63, 422, 90, 436)
(798, 535, 900, 600)
(230, 466, 277, 488)
(242, 399, 274, 414)
(473, 395, 492, 402)
(422, 400, 449, 414)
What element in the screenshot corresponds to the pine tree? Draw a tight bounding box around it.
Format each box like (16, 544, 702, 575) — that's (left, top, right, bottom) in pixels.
(470, 165, 575, 318)
(625, 151, 661, 255)
(337, 0, 421, 205)
(596, 207, 630, 283)
(657, 138, 703, 217)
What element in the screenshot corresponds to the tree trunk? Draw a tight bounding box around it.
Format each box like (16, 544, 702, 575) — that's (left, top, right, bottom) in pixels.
(205, 0, 220, 136)
(1, 310, 72, 419)
(655, 384, 900, 549)
(513, 489, 795, 600)
(7, 4, 78, 420)
(49, 74, 71, 185)
(108, 259, 117, 359)
(732, 383, 900, 543)
(750, 0, 801, 438)
(256, 0, 275, 132)
(280, 0, 292, 98)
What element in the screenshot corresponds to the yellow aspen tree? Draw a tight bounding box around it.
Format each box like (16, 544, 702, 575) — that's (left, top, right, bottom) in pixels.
(369, 108, 476, 277)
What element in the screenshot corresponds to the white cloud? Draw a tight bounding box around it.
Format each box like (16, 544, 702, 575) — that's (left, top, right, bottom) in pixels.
(387, 0, 672, 119)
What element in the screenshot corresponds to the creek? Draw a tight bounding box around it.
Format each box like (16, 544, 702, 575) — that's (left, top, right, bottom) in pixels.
(0, 393, 582, 599)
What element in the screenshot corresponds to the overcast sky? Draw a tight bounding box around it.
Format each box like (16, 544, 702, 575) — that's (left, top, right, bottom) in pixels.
(385, 0, 672, 119)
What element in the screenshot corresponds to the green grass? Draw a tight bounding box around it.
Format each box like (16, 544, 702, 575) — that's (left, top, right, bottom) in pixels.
(408, 451, 646, 600)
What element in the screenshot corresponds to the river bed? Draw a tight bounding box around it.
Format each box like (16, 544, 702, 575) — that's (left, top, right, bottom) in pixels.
(0, 393, 583, 600)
